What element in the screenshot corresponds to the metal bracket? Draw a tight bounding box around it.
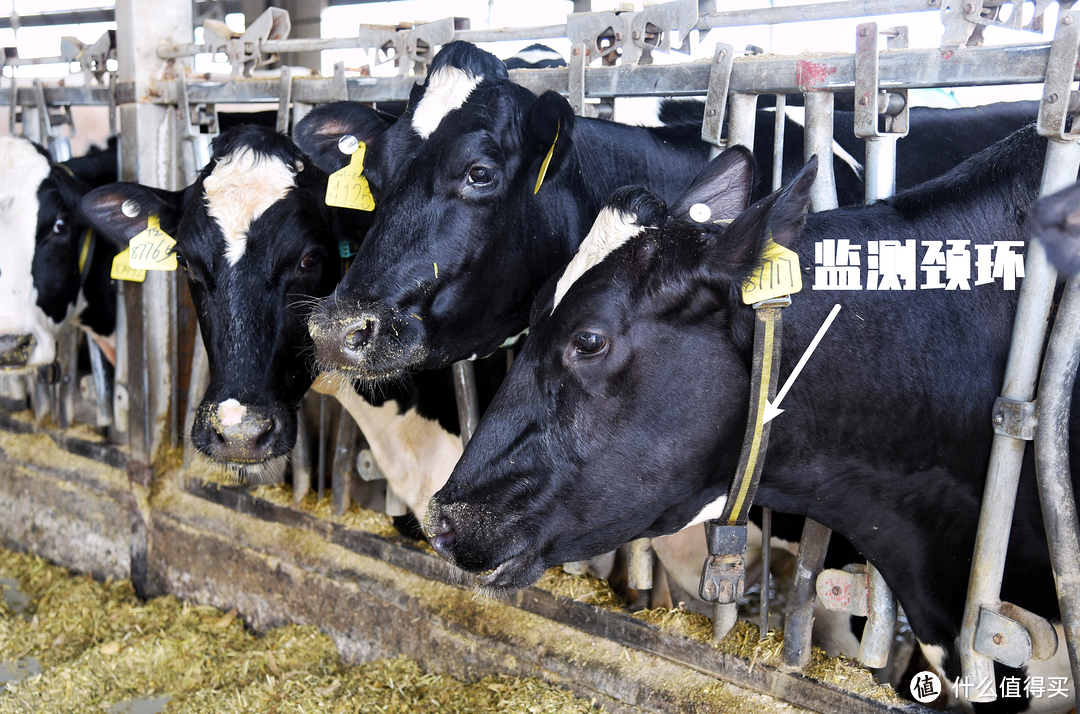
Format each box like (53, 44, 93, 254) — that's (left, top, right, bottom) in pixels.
(277, 67, 292, 135)
(629, 0, 699, 64)
(407, 17, 470, 75)
(974, 602, 1058, 668)
(1038, 10, 1080, 141)
(33, 79, 75, 161)
(816, 564, 870, 617)
(355, 448, 385, 482)
(178, 75, 219, 139)
(568, 42, 591, 117)
(991, 396, 1037, 440)
(854, 23, 909, 139)
(700, 43, 733, 150)
(698, 524, 746, 604)
(961, 0, 1056, 35)
(202, 7, 291, 77)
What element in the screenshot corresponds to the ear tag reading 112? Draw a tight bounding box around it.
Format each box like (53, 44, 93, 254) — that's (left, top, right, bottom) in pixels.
(128, 214, 177, 271)
(110, 248, 146, 283)
(326, 139, 375, 211)
(741, 240, 802, 305)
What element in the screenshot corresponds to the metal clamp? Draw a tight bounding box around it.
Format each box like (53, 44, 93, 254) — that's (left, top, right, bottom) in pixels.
(1037, 10, 1080, 141)
(817, 564, 871, 617)
(854, 23, 909, 140)
(991, 396, 1037, 440)
(973, 602, 1058, 668)
(407, 17, 470, 74)
(700, 43, 733, 150)
(699, 524, 747, 604)
(960, 0, 1056, 35)
(202, 7, 292, 77)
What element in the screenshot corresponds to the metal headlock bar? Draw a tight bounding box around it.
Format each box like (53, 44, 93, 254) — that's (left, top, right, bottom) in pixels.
(10, 0, 1080, 701)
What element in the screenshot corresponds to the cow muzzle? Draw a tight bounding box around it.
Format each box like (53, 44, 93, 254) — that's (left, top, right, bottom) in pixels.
(0, 334, 36, 369)
(193, 399, 284, 464)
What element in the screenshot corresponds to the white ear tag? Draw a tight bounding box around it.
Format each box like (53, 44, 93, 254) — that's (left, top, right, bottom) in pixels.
(689, 203, 711, 223)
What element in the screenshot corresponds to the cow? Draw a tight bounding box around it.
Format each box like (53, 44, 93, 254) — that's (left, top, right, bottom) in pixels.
(295, 41, 1037, 381)
(422, 124, 1077, 713)
(0, 136, 119, 370)
(81, 124, 469, 522)
(1029, 178, 1080, 278)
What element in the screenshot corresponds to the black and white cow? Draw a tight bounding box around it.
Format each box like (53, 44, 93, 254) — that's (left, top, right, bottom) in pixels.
(0, 136, 119, 369)
(82, 125, 468, 521)
(423, 125, 1077, 713)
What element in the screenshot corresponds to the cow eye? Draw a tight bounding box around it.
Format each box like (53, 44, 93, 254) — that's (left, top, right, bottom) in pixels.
(299, 251, 321, 270)
(51, 217, 67, 234)
(573, 332, 607, 355)
(467, 166, 494, 185)
(174, 252, 188, 271)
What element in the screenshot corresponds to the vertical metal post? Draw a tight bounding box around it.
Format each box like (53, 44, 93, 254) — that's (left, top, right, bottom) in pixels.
(56, 324, 80, 429)
(1033, 276, 1080, 701)
(452, 360, 480, 447)
(292, 402, 312, 504)
(181, 329, 209, 469)
(726, 93, 758, 153)
(771, 95, 785, 193)
(803, 92, 838, 212)
(112, 282, 129, 440)
(760, 507, 772, 637)
(332, 411, 356, 515)
(959, 138, 1080, 699)
(317, 394, 327, 500)
(781, 518, 832, 668)
(87, 339, 112, 428)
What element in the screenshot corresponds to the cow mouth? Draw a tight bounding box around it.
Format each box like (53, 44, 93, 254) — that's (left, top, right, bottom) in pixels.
(473, 547, 541, 590)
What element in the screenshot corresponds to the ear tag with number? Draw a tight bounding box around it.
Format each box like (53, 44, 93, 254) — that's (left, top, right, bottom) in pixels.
(534, 120, 560, 195)
(741, 240, 803, 305)
(128, 215, 177, 271)
(110, 248, 147, 283)
(326, 139, 375, 211)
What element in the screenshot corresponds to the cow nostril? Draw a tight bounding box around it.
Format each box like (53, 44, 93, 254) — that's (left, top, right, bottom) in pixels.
(255, 416, 277, 449)
(343, 318, 375, 352)
(427, 519, 456, 558)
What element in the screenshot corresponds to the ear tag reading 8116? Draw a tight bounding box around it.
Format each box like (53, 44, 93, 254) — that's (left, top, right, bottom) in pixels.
(128, 214, 177, 271)
(741, 240, 802, 304)
(326, 137, 375, 211)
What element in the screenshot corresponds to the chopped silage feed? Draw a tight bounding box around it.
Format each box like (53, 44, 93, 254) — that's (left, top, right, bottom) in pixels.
(0, 548, 600, 713)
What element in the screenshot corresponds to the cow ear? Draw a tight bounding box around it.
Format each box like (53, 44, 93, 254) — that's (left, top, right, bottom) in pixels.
(707, 156, 816, 280)
(669, 146, 754, 224)
(527, 91, 575, 189)
(1031, 179, 1080, 277)
(81, 183, 184, 250)
(294, 101, 395, 174)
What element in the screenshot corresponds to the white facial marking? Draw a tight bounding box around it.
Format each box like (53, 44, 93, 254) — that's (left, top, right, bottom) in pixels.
(412, 66, 483, 140)
(510, 47, 564, 66)
(312, 374, 463, 523)
(689, 203, 712, 223)
(218, 398, 247, 427)
(203, 148, 296, 267)
(683, 494, 729, 529)
(0, 136, 64, 369)
(551, 206, 643, 313)
(781, 105, 865, 178)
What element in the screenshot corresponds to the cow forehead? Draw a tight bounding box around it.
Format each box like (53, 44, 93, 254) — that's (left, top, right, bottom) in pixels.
(412, 65, 483, 140)
(202, 148, 296, 267)
(551, 207, 643, 313)
(0, 137, 51, 207)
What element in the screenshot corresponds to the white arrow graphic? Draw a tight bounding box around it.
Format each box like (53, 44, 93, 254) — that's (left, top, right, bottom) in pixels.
(762, 303, 842, 424)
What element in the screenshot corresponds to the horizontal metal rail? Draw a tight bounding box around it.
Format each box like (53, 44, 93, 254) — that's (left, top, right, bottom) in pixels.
(1, 41, 1067, 109)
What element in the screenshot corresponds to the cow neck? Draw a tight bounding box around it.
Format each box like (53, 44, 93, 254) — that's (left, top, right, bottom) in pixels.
(698, 296, 788, 606)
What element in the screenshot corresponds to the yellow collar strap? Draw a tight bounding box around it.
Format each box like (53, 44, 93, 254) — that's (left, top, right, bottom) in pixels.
(534, 120, 560, 195)
(78, 228, 96, 286)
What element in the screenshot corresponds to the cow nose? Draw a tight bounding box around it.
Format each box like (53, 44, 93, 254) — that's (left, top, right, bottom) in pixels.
(427, 518, 457, 560)
(201, 401, 281, 463)
(0, 334, 36, 368)
(343, 315, 378, 353)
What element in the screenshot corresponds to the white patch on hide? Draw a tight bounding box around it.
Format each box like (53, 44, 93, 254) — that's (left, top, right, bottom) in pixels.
(203, 148, 295, 267)
(0, 136, 65, 368)
(412, 66, 482, 140)
(683, 494, 729, 529)
(551, 207, 643, 313)
(313, 374, 463, 522)
(779, 105, 865, 178)
(218, 398, 247, 427)
(509, 47, 564, 66)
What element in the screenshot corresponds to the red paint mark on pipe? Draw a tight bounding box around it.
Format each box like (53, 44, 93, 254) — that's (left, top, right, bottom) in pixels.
(940, 49, 955, 60)
(795, 60, 837, 93)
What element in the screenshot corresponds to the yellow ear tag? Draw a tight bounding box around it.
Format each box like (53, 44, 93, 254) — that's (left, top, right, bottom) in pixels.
(128, 214, 177, 271)
(741, 240, 803, 305)
(110, 247, 146, 283)
(326, 141, 376, 211)
(534, 120, 560, 195)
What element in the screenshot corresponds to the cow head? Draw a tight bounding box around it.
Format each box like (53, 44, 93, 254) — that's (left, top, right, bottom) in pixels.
(298, 41, 579, 380)
(0, 136, 116, 370)
(83, 124, 385, 475)
(423, 148, 819, 589)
